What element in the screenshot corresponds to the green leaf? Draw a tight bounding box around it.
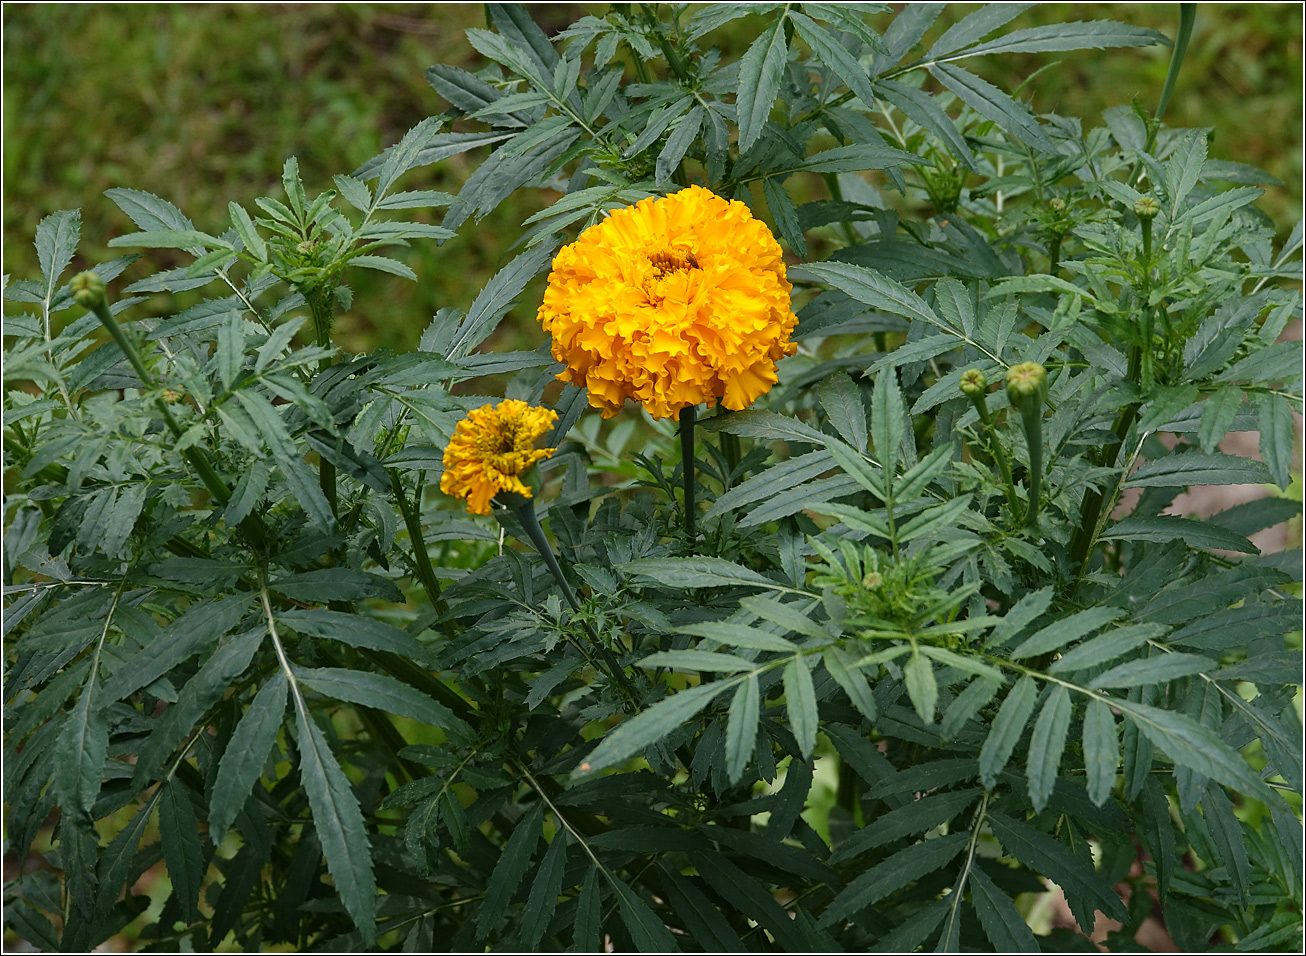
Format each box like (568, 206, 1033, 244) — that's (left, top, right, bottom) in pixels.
(779, 143, 922, 175)
(1259, 393, 1295, 489)
(1114, 698, 1277, 803)
(871, 367, 907, 478)
(641, 650, 757, 673)
(819, 832, 971, 927)
(791, 12, 878, 108)
(740, 595, 832, 639)
(763, 175, 806, 256)
(612, 875, 680, 952)
(477, 803, 543, 938)
(1088, 652, 1214, 689)
(572, 867, 603, 952)
(619, 557, 786, 591)
(968, 863, 1039, 952)
(927, 3, 1035, 56)
(979, 676, 1038, 788)
(448, 244, 554, 360)
(820, 372, 869, 451)
(689, 852, 806, 951)
(703, 408, 830, 445)
(1101, 515, 1258, 554)
(897, 495, 975, 543)
(799, 260, 946, 334)
(295, 700, 376, 943)
(277, 608, 431, 659)
(1082, 697, 1119, 807)
(940, 676, 1000, 740)
(1139, 776, 1176, 904)
(159, 780, 204, 920)
(1202, 783, 1251, 905)
(986, 273, 1095, 302)
(917, 645, 1004, 684)
(107, 228, 232, 251)
(831, 789, 981, 863)
(1124, 452, 1272, 488)
(209, 673, 288, 844)
(1047, 623, 1167, 674)
(736, 19, 788, 152)
(986, 587, 1054, 648)
(55, 673, 107, 817)
(657, 107, 705, 186)
(680, 620, 799, 652)
(270, 568, 403, 604)
(36, 208, 81, 299)
(903, 650, 938, 724)
(1010, 607, 1124, 659)
(584, 682, 730, 773)
(349, 255, 417, 280)
(986, 810, 1127, 928)
(1026, 685, 1072, 813)
(519, 833, 568, 950)
(929, 62, 1054, 152)
(232, 391, 334, 531)
(946, 20, 1168, 59)
(823, 646, 878, 721)
(784, 657, 819, 758)
(824, 439, 887, 500)
(297, 667, 469, 736)
(725, 675, 761, 781)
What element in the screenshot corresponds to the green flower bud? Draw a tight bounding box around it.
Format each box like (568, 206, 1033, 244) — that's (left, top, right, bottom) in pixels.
(70, 271, 106, 310)
(959, 368, 988, 398)
(1048, 197, 1066, 213)
(1133, 196, 1160, 220)
(1005, 362, 1048, 411)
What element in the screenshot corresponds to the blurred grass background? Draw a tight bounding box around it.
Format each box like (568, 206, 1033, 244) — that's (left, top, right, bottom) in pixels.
(4, 3, 1301, 355)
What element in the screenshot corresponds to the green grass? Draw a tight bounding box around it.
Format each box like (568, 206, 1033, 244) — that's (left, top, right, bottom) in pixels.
(4, 3, 1300, 355)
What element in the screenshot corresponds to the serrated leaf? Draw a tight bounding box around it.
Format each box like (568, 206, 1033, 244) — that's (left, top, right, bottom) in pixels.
(656, 106, 704, 186)
(277, 608, 430, 659)
(572, 867, 602, 951)
(704, 408, 830, 445)
(584, 681, 730, 773)
(736, 20, 788, 152)
(477, 802, 543, 938)
(1101, 515, 1258, 554)
(940, 676, 1000, 740)
(784, 657, 819, 758)
(447, 244, 553, 359)
(36, 209, 82, 300)
(1047, 623, 1166, 674)
(823, 646, 878, 721)
(831, 789, 980, 863)
(297, 667, 468, 734)
(1124, 451, 1271, 488)
(763, 176, 806, 256)
(799, 260, 946, 334)
(969, 863, 1039, 952)
(1198, 385, 1242, 452)
(159, 779, 204, 920)
(1010, 607, 1123, 660)
(641, 650, 757, 673)
(55, 675, 107, 818)
(930, 62, 1054, 152)
(1088, 652, 1213, 689)
(520, 832, 568, 949)
(349, 255, 417, 280)
(107, 228, 232, 251)
(903, 650, 938, 724)
(986, 810, 1126, 928)
(209, 673, 287, 844)
(1258, 393, 1295, 489)
(1114, 698, 1277, 803)
(819, 371, 869, 452)
(979, 676, 1037, 788)
(680, 620, 799, 652)
(618, 557, 784, 591)
(1082, 697, 1119, 807)
(232, 391, 334, 531)
(612, 875, 680, 952)
(1026, 685, 1072, 813)
(725, 675, 760, 781)
(819, 832, 971, 927)
(295, 700, 376, 942)
(269, 568, 402, 603)
(945, 20, 1168, 59)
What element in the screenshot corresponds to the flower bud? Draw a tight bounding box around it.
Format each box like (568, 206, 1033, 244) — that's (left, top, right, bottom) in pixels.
(1133, 196, 1160, 220)
(959, 368, 988, 398)
(1048, 198, 1066, 213)
(70, 271, 106, 310)
(1005, 362, 1048, 411)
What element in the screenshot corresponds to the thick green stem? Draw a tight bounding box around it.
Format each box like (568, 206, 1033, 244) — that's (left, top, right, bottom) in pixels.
(388, 468, 456, 640)
(680, 405, 697, 542)
(966, 388, 1022, 525)
(1019, 402, 1044, 529)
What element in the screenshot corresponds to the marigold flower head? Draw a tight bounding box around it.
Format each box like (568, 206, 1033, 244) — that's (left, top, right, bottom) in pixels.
(537, 185, 798, 420)
(440, 400, 558, 515)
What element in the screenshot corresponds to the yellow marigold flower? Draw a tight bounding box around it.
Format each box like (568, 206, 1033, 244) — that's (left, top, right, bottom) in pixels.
(537, 185, 798, 420)
(440, 400, 558, 515)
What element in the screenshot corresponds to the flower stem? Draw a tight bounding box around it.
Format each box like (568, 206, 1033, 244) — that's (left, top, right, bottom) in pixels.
(1018, 401, 1044, 529)
(964, 383, 1022, 525)
(680, 405, 697, 542)
(388, 468, 456, 640)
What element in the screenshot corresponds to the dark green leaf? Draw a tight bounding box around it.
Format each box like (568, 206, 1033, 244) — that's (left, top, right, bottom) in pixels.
(277, 608, 430, 659)
(831, 789, 981, 863)
(969, 863, 1039, 952)
(725, 675, 760, 781)
(572, 867, 603, 952)
(477, 803, 543, 938)
(1026, 685, 1072, 813)
(1124, 452, 1272, 488)
(159, 780, 204, 920)
(1082, 697, 1119, 807)
(619, 557, 783, 591)
(1101, 515, 1258, 554)
(209, 673, 287, 844)
(584, 682, 731, 773)
(736, 20, 788, 152)
(612, 874, 680, 952)
(979, 676, 1038, 788)
(519, 833, 568, 950)
(1088, 652, 1214, 689)
(1010, 607, 1123, 659)
(297, 667, 469, 737)
(929, 62, 1054, 152)
(1048, 623, 1167, 674)
(903, 650, 938, 724)
(270, 568, 403, 604)
(784, 657, 819, 758)
(819, 833, 971, 927)
(55, 673, 107, 817)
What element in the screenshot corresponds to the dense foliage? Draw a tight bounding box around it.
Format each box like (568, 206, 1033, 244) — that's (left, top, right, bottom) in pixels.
(4, 4, 1302, 952)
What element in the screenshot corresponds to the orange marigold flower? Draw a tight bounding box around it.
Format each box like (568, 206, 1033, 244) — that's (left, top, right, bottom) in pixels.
(440, 400, 558, 515)
(537, 185, 798, 420)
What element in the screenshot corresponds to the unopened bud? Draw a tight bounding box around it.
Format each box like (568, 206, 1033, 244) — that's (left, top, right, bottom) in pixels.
(70, 271, 106, 310)
(1005, 362, 1048, 411)
(862, 571, 882, 590)
(1048, 197, 1066, 213)
(1133, 196, 1160, 220)
(960, 368, 988, 398)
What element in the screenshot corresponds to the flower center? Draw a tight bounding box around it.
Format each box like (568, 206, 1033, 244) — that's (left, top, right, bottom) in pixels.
(647, 249, 699, 277)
